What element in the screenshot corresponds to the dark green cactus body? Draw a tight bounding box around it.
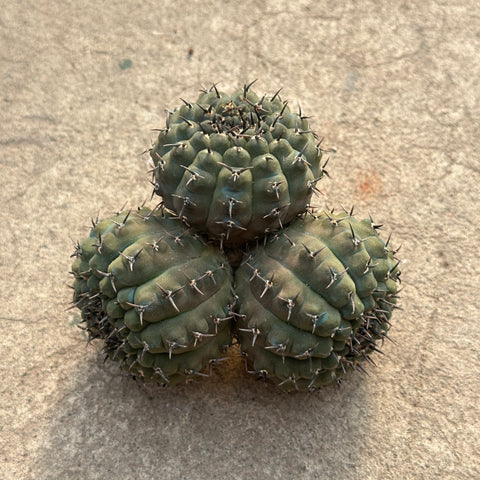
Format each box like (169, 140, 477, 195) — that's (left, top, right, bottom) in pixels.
(234, 210, 401, 392)
(71, 206, 234, 385)
(150, 84, 325, 247)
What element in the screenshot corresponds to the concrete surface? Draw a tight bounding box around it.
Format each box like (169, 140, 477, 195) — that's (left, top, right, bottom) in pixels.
(1, 1, 479, 479)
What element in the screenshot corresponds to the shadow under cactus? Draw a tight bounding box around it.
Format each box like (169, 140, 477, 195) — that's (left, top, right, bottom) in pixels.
(32, 337, 374, 480)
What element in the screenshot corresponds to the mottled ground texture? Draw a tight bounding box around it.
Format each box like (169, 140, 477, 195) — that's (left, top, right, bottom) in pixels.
(1, 1, 479, 479)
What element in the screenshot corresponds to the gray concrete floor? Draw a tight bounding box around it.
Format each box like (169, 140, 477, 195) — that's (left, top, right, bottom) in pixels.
(1, 1, 479, 479)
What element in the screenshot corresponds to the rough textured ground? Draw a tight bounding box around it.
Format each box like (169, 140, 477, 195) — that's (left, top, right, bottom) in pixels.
(1, 1, 479, 479)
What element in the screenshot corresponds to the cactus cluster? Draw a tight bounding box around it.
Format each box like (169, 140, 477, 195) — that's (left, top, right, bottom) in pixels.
(70, 83, 401, 392)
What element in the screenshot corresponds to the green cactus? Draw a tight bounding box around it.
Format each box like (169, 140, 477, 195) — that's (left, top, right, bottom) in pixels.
(234, 209, 401, 392)
(149, 82, 329, 247)
(70, 205, 235, 385)
(69, 82, 403, 393)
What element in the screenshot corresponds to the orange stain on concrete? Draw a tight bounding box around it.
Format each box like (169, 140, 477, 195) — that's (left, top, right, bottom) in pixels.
(356, 172, 383, 199)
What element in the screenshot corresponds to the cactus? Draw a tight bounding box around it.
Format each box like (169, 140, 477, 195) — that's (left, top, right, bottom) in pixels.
(70, 205, 235, 385)
(69, 82, 403, 393)
(149, 82, 329, 247)
(234, 209, 401, 392)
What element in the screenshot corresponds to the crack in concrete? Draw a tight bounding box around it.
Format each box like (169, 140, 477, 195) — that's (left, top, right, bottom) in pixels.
(0, 137, 44, 147)
(410, 144, 480, 175)
(0, 316, 38, 324)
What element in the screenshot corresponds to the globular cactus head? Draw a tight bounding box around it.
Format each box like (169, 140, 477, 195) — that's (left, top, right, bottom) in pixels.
(149, 82, 330, 248)
(234, 208, 401, 392)
(70, 205, 235, 385)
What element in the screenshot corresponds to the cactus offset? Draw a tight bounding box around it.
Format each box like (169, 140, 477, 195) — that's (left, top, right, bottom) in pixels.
(150, 82, 328, 247)
(234, 209, 401, 392)
(70, 205, 235, 385)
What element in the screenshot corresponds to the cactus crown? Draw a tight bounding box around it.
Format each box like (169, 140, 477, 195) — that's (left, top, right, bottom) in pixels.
(150, 82, 328, 247)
